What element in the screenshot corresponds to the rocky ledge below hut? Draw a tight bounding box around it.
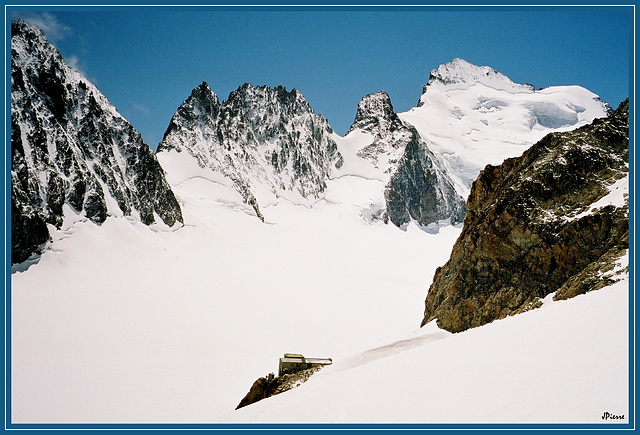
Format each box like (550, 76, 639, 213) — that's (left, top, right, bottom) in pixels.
(236, 353, 332, 409)
(236, 367, 322, 410)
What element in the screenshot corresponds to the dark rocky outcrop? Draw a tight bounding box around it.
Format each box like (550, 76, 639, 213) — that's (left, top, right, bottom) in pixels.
(421, 99, 629, 333)
(347, 90, 405, 137)
(236, 368, 321, 410)
(347, 91, 466, 228)
(11, 19, 183, 264)
(385, 133, 467, 228)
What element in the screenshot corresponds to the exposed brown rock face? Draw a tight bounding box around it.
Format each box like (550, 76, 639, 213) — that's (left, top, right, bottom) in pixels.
(421, 100, 629, 333)
(236, 367, 321, 410)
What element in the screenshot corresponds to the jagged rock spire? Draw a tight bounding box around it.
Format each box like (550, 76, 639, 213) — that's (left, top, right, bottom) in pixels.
(347, 90, 404, 137)
(346, 90, 466, 229)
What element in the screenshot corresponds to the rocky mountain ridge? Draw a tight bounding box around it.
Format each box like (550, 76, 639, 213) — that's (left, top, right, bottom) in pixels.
(421, 99, 629, 333)
(11, 19, 183, 264)
(158, 82, 343, 220)
(10, 19, 617, 268)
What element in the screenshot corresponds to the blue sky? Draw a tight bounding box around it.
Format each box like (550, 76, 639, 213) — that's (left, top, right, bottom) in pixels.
(10, 6, 632, 149)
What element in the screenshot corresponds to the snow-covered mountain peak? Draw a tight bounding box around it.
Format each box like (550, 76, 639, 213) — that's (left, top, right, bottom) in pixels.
(337, 89, 466, 230)
(422, 58, 534, 96)
(404, 59, 611, 195)
(12, 19, 50, 59)
(11, 23, 629, 425)
(158, 82, 342, 220)
(11, 19, 183, 263)
(224, 83, 315, 121)
(158, 82, 220, 156)
(189, 81, 220, 114)
(346, 90, 404, 138)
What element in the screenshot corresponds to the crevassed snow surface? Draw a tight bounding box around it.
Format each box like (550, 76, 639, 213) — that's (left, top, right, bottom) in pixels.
(402, 83, 608, 197)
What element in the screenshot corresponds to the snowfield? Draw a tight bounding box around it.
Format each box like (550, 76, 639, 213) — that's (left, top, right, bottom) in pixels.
(401, 60, 609, 197)
(10, 148, 630, 425)
(225, 277, 629, 424)
(10, 155, 462, 423)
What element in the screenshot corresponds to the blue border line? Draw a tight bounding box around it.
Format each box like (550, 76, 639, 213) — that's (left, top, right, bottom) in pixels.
(3, 4, 637, 13)
(625, 4, 636, 431)
(3, 3, 636, 432)
(3, 422, 637, 430)
(5, 6, 11, 431)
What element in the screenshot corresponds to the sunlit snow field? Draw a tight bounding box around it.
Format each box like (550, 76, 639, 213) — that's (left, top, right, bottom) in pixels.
(226, 277, 629, 424)
(11, 153, 462, 423)
(10, 154, 630, 424)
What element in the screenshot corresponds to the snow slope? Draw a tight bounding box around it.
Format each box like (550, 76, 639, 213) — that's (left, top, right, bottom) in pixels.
(10, 151, 461, 423)
(10, 149, 630, 425)
(9, 57, 626, 426)
(225, 275, 629, 424)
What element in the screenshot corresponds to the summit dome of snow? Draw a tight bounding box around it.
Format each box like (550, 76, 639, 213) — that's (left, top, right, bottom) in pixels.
(422, 57, 534, 94)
